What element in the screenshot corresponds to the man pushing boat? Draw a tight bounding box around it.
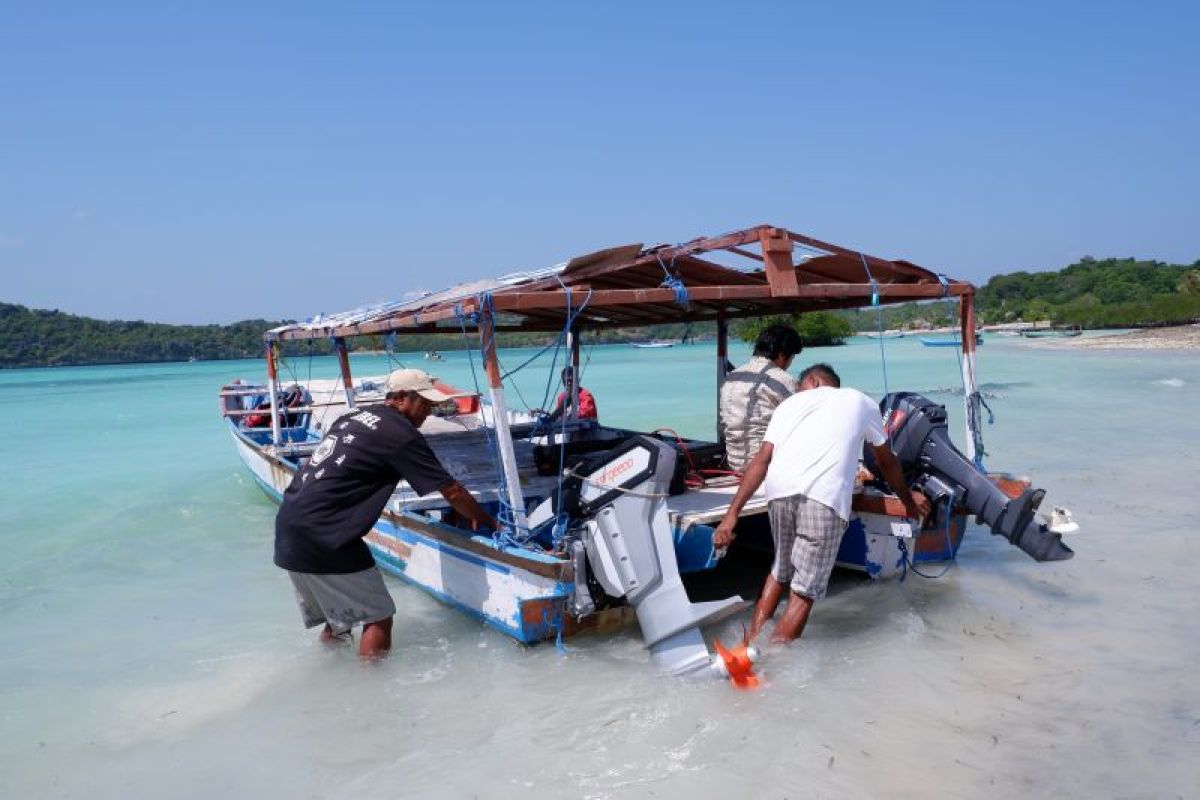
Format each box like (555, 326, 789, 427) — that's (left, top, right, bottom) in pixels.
(713, 363, 930, 645)
(273, 369, 499, 659)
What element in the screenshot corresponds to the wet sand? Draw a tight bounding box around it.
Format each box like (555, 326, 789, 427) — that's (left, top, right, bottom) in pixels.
(1043, 324, 1200, 351)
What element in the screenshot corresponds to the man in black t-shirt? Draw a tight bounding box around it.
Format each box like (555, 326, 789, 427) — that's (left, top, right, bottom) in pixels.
(274, 369, 498, 659)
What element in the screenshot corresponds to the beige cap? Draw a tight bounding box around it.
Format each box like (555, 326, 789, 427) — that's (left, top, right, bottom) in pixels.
(384, 369, 465, 402)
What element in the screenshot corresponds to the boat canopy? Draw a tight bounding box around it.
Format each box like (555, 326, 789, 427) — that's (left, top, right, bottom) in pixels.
(266, 224, 973, 341)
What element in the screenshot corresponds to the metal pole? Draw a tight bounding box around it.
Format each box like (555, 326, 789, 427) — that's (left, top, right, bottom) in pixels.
(480, 305, 528, 530)
(716, 310, 728, 442)
(265, 340, 282, 446)
(335, 337, 357, 410)
(568, 329, 581, 422)
(959, 291, 980, 464)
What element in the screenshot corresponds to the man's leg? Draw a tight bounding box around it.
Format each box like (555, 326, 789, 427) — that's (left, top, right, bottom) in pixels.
(770, 497, 845, 645)
(755, 495, 800, 640)
(748, 573, 786, 641)
(359, 616, 393, 659)
(771, 590, 815, 644)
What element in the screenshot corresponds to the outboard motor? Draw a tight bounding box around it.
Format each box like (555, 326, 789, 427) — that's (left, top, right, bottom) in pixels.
(541, 436, 746, 674)
(869, 392, 1074, 563)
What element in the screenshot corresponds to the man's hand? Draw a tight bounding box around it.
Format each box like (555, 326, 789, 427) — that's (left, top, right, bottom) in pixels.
(713, 521, 736, 550)
(903, 493, 932, 526)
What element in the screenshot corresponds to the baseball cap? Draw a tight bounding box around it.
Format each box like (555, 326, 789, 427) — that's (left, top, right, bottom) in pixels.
(384, 369, 466, 402)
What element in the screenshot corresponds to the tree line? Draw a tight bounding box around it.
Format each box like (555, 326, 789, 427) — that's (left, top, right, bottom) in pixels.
(3, 256, 1197, 367)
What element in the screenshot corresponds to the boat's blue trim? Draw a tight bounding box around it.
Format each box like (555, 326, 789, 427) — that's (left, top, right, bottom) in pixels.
(370, 542, 569, 642)
(674, 523, 718, 574)
(248, 469, 284, 502)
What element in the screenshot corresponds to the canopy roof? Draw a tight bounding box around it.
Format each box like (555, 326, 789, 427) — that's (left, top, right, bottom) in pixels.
(268, 224, 972, 341)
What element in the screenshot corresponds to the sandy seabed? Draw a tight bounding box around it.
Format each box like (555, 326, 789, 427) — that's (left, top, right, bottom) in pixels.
(1030, 323, 1200, 351)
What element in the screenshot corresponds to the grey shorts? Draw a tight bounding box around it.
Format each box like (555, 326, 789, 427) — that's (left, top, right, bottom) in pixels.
(288, 567, 397, 635)
(768, 494, 849, 601)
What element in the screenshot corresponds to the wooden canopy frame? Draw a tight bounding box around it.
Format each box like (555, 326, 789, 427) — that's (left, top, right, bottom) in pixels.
(257, 223, 983, 476)
(266, 224, 972, 340)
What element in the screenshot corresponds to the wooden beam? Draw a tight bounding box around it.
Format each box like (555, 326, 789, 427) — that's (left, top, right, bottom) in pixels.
(760, 226, 800, 297)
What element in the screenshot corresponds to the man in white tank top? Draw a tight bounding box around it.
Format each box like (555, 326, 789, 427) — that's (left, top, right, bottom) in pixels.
(713, 364, 930, 644)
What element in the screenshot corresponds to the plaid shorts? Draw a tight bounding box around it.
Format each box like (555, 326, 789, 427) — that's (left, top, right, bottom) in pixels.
(767, 493, 849, 600)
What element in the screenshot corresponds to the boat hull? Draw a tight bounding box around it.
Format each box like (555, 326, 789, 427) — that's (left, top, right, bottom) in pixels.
(229, 423, 574, 644)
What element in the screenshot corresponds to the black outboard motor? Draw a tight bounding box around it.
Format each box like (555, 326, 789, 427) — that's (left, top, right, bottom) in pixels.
(868, 392, 1073, 563)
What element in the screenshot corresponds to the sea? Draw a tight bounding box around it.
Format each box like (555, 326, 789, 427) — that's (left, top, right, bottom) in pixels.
(2, 335, 1198, 799)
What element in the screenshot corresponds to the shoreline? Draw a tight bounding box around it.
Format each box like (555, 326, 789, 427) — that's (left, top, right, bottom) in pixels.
(1031, 323, 1200, 351)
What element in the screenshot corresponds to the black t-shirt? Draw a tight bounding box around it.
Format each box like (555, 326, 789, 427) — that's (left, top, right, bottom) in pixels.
(274, 405, 454, 574)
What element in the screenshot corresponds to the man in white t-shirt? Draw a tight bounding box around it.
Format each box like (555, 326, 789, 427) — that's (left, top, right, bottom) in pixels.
(712, 363, 930, 644)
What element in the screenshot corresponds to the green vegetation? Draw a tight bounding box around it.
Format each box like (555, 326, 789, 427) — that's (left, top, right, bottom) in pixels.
(975, 257, 1200, 328)
(0, 303, 696, 368)
(842, 257, 1200, 331)
(0, 303, 294, 367)
(736, 311, 854, 347)
(4, 256, 1197, 368)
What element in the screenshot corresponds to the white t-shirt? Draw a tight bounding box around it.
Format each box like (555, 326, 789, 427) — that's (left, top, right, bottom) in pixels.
(762, 386, 887, 520)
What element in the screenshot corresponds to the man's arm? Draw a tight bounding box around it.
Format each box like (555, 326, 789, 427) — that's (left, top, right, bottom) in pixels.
(712, 443, 773, 549)
(439, 481, 501, 531)
(870, 443, 931, 523)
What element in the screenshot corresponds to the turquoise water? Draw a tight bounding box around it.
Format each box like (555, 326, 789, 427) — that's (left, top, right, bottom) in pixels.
(2, 337, 1198, 798)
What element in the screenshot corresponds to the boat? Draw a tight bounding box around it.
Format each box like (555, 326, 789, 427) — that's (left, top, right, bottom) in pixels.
(424, 350, 445, 360)
(220, 223, 1076, 675)
(1020, 325, 1082, 338)
(862, 331, 905, 340)
(630, 340, 676, 349)
(920, 333, 984, 347)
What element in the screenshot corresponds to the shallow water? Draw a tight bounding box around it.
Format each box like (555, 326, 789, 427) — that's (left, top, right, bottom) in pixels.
(2, 337, 1198, 799)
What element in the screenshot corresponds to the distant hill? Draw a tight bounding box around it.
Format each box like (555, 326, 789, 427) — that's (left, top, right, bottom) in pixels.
(0, 303, 697, 369)
(6, 256, 1197, 367)
(0, 303, 293, 368)
(842, 256, 1200, 331)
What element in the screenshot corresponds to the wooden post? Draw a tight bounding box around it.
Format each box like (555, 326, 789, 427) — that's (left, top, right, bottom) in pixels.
(959, 290, 981, 465)
(480, 304, 528, 531)
(265, 340, 282, 446)
(568, 328, 581, 422)
(335, 337, 357, 410)
(759, 227, 799, 297)
(716, 310, 728, 442)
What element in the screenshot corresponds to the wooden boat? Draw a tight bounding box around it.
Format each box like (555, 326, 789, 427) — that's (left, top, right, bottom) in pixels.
(920, 333, 983, 347)
(220, 224, 1074, 673)
(1020, 325, 1082, 338)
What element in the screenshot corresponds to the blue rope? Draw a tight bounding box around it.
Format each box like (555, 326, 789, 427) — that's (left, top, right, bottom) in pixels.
(656, 253, 689, 306)
(453, 283, 594, 552)
(897, 498, 957, 580)
(858, 252, 890, 395)
(454, 295, 525, 550)
(946, 326, 990, 471)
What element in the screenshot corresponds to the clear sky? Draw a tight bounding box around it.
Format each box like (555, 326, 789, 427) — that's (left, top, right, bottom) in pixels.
(2, 1, 1197, 324)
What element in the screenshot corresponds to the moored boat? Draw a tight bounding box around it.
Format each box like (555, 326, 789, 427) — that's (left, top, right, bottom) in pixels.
(1020, 325, 1083, 338)
(220, 224, 1076, 674)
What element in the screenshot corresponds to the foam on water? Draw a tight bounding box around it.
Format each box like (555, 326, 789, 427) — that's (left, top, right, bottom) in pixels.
(2, 339, 1199, 798)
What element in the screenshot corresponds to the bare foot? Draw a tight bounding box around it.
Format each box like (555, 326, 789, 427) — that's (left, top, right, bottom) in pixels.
(319, 624, 352, 646)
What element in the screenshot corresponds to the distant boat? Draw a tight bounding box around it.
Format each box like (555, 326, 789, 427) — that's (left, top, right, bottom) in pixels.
(863, 332, 906, 340)
(1020, 326, 1082, 339)
(630, 340, 676, 349)
(424, 350, 445, 361)
(920, 333, 983, 348)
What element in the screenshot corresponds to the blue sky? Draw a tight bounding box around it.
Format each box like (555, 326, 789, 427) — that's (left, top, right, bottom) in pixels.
(2, 1, 1197, 324)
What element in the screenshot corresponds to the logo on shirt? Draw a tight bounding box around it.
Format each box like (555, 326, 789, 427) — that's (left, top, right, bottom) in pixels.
(349, 410, 382, 430)
(310, 434, 337, 466)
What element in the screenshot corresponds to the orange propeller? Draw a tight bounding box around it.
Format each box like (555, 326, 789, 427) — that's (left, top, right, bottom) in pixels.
(712, 631, 761, 690)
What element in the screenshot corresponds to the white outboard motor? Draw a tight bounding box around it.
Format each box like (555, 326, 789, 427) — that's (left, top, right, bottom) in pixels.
(557, 436, 745, 674)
